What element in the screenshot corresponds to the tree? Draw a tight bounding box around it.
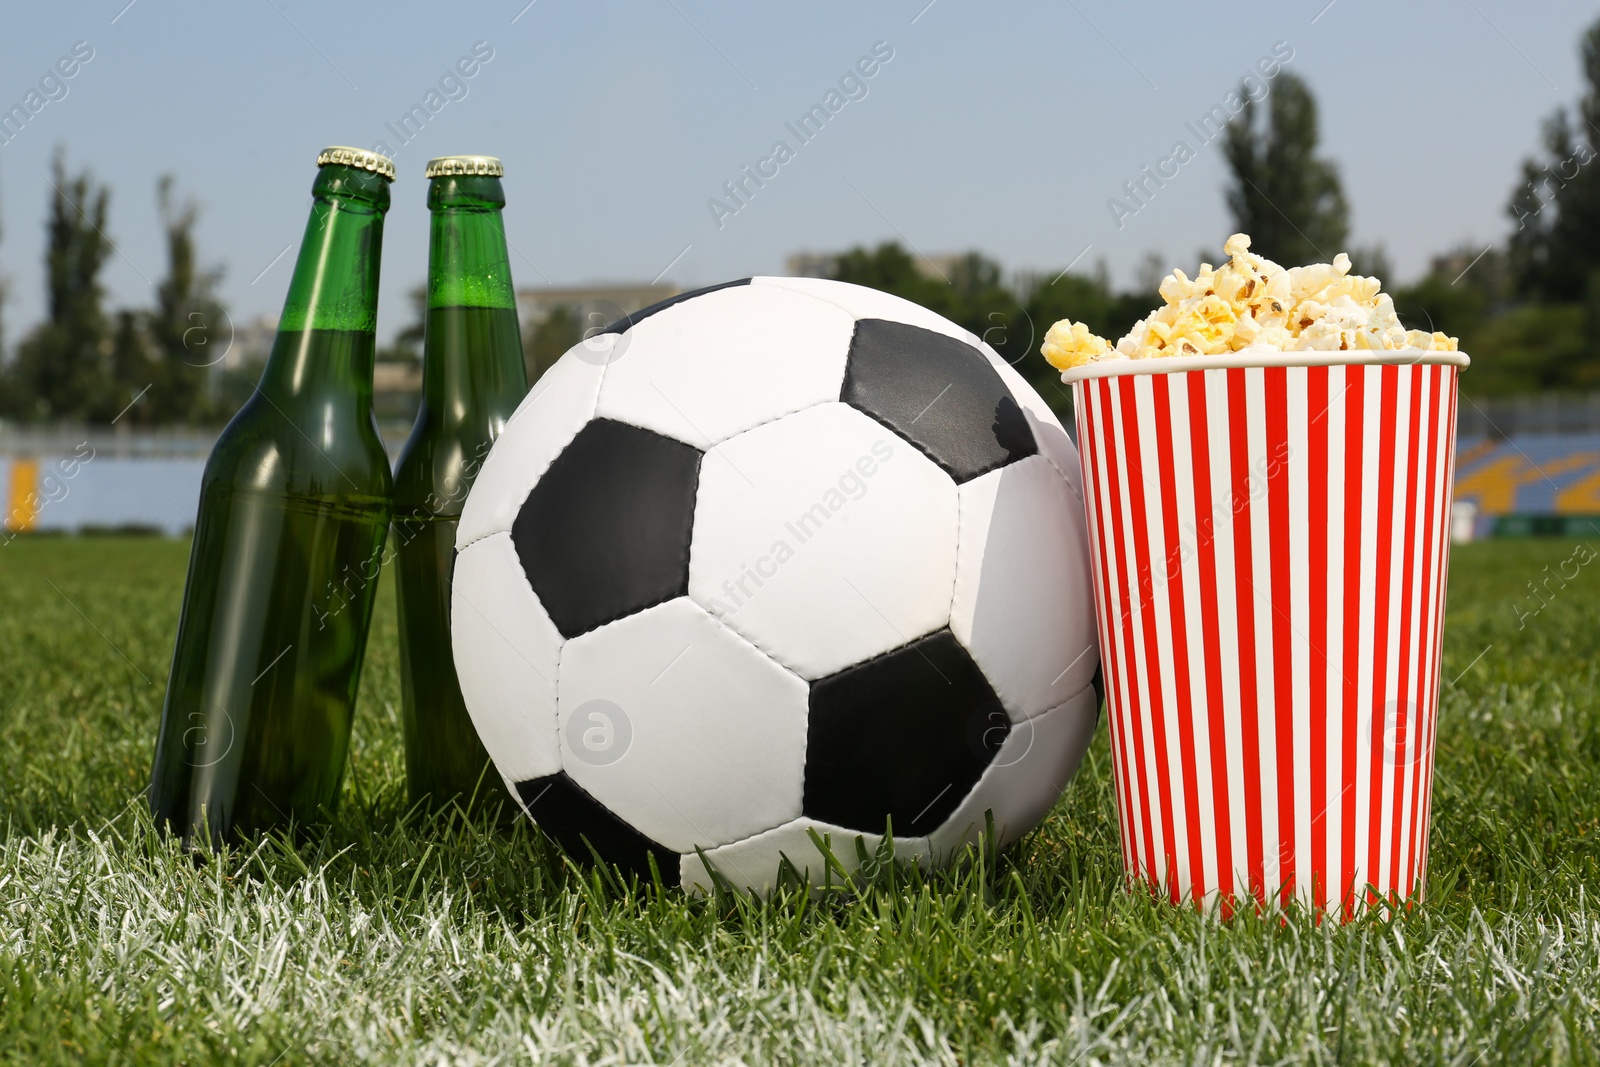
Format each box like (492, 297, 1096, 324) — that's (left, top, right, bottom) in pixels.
(525, 305, 580, 384)
(1453, 304, 1593, 394)
(823, 241, 1161, 424)
(5, 150, 114, 421)
(944, 251, 1027, 362)
(1391, 242, 1600, 394)
(1017, 262, 1160, 419)
(377, 284, 426, 364)
(1347, 245, 1393, 289)
(829, 242, 951, 319)
(1507, 15, 1600, 301)
(105, 309, 159, 423)
(828, 243, 1020, 353)
(144, 175, 226, 423)
(1391, 243, 1509, 355)
(1222, 73, 1349, 266)
(0, 163, 8, 370)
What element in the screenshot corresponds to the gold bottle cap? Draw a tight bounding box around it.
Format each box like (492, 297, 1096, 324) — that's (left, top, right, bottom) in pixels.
(316, 146, 396, 181)
(425, 155, 504, 179)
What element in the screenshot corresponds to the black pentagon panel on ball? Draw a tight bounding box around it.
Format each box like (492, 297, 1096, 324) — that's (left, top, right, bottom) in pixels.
(841, 318, 1036, 483)
(599, 278, 753, 335)
(512, 418, 701, 638)
(515, 774, 679, 880)
(804, 629, 1009, 837)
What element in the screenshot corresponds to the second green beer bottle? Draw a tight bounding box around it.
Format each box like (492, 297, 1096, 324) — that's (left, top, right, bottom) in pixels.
(150, 147, 396, 843)
(393, 155, 529, 814)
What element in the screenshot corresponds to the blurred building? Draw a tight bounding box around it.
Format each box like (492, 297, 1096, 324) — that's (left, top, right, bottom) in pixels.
(784, 253, 838, 279)
(373, 360, 422, 395)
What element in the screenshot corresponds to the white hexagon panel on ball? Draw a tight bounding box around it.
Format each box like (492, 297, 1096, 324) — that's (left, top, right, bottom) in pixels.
(593, 283, 855, 449)
(950, 453, 1099, 721)
(688, 401, 960, 681)
(449, 532, 565, 783)
(556, 596, 809, 854)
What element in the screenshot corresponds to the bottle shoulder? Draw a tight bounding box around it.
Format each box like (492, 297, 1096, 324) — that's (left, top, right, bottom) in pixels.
(206, 392, 393, 500)
(392, 404, 507, 511)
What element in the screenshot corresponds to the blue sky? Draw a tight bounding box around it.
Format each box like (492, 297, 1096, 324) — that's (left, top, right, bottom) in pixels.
(0, 0, 1594, 345)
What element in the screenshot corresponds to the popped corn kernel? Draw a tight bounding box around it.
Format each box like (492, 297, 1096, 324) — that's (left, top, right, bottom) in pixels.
(1041, 318, 1111, 370)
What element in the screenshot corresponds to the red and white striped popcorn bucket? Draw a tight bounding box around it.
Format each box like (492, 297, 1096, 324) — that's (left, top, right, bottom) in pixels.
(1064, 351, 1468, 917)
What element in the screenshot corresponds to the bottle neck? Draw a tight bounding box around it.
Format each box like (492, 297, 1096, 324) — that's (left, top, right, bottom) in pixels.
(421, 174, 524, 418)
(260, 164, 390, 401)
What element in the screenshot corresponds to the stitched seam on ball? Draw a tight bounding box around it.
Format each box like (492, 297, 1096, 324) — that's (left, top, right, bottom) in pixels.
(718, 621, 813, 855)
(927, 688, 1097, 860)
(552, 621, 567, 768)
(687, 816, 931, 866)
(590, 337, 615, 420)
(614, 281, 852, 450)
(683, 599, 812, 838)
(460, 362, 606, 553)
(698, 395, 839, 450)
(1021, 681, 1097, 723)
(571, 597, 809, 859)
(681, 593, 810, 690)
(682, 409, 838, 615)
(754, 277, 983, 348)
(457, 526, 510, 555)
(685, 400, 886, 683)
(661, 278, 854, 448)
(681, 598, 812, 831)
(1035, 442, 1085, 507)
(944, 475, 963, 640)
(561, 592, 691, 646)
(684, 587, 821, 688)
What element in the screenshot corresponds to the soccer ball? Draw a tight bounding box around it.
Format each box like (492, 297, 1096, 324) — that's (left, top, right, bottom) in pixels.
(452, 277, 1100, 893)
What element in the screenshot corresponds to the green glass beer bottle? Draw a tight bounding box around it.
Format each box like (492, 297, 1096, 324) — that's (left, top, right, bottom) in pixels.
(392, 155, 529, 813)
(149, 147, 396, 844)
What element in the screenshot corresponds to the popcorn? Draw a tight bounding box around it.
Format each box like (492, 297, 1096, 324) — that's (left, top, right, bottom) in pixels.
(1039, 233, 1459, 371)
(1041, 318, 1111, 369)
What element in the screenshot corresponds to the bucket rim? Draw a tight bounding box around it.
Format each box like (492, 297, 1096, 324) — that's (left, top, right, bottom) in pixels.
(1058, 348, 1470, 384)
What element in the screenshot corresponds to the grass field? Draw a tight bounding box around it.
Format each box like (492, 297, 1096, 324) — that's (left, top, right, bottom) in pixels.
(1, 535, 1598, 1065)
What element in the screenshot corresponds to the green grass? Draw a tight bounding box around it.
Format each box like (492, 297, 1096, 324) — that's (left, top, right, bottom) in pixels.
(2, 536, 1598, 1065)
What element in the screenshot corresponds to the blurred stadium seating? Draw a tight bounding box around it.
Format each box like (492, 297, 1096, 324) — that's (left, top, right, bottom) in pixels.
(1453, 434, 1600, 538)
